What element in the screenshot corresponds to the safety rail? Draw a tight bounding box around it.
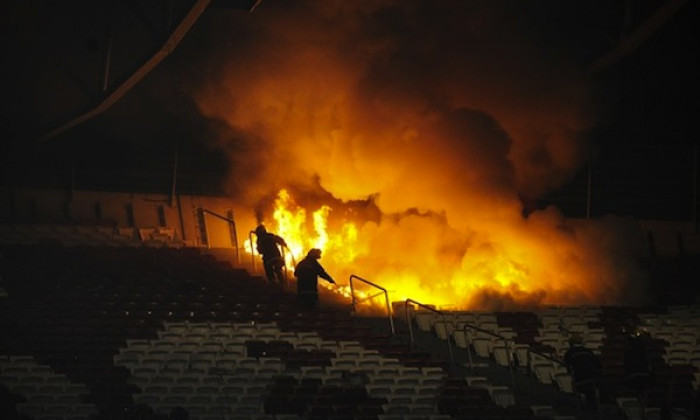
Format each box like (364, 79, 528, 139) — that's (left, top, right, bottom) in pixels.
(458, 323, 516, 391)
(349, 275, 395, 335)
(526, 347, 584, 417)
(248, 230, 288, 285)
(201, 209, 239, 263)
(404, 299, 454, 365)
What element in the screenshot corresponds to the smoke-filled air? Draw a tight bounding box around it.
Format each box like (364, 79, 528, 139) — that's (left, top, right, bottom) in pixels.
(191, 0, 650, 310)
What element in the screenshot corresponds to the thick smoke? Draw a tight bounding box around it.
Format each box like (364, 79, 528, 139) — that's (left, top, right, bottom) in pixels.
(191, 0, 650, 308)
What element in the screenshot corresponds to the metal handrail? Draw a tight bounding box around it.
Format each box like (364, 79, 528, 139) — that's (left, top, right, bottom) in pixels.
(526, 347, 585, 417)
(201, 209, 239, 263)
(459, 323, 515, 390)
(349, 275, 395, 335)
(404, 299, 454, 365)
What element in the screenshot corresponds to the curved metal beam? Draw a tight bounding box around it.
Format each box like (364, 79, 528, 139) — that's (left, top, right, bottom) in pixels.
(587, 0, 690, 74)
(39, 0, 213, 142)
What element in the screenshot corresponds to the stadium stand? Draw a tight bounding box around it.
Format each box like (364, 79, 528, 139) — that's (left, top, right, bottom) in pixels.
(1, 224, 699, 420)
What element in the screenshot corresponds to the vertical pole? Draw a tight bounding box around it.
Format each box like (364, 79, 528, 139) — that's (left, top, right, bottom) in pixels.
(177, 194, 186, 241)
(226, 208, 240, 264)
(350, 276, 357, 313)
(586, 162, 592, 219)
(693, 143, 698, 234)
(249, 231, 257, 272)
(170, 143, 178, 208)
(384, 292, 396, 335)
(102, 1, 114, 92)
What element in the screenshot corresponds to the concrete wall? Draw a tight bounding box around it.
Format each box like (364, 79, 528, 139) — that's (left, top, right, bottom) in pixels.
(2, 188, 698, 258)
(1, 187, 259, 251)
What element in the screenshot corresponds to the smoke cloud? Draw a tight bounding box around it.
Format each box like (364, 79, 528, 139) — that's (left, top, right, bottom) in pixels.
(188, 0, 650, 308)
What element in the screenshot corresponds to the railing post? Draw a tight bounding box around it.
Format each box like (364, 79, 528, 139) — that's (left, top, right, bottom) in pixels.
(526, 347, 583, 418)
(200, 209, 240, 262)
(350, 276, 357, 313)
(349, 275, 395, 335)
(248, 231, 257, 272)
(462, 323, 515, 391)
(404, 299, 454, 366)
(225, 208, 239, 264)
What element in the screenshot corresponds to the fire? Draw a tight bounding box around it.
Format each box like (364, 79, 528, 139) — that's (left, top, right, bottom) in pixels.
(244, 189, 530, 311)
(244, 188, 648, 312)
(267, 189, 362, 268)
(245, 189, 382, 307)
(196, 2, 651, 310)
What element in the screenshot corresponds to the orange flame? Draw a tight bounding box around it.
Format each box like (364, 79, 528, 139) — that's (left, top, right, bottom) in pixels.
(245, 189, 381, 307)
(244, 188, 647, 312)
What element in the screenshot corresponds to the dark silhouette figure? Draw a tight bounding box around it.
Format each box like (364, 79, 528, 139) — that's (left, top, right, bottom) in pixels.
(564, 334, 603, 408)
(294, 248, 335, 309)
(623, 329, 651, 397)
(255, 225, 288, 285)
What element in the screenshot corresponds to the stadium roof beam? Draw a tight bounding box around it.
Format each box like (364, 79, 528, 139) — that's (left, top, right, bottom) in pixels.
(587, 0, 690, 74)
(39, 0, 263, 143)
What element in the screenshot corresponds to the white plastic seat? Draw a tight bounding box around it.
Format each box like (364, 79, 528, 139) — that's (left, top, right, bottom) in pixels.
(254, 332, 277, 341)
(465, 376, 489, 388)
(531, 405, 556, 417)
(177, 341, 201, 351)
(369, 375, 396, 385)
(553, 372, 574, 393)
(257, 365, 283, 378)
(413, 312, 435, 332)
(392, 385, 416, 395)
(175, 372, 202, 385)
(395, 375, 421, 386)
(237, 357, 259, 367)
(331, 358, 357, 369)
(532, 361, 554, 385)
(492, 345, 512, 367)
(452, 330, 468, 348)
(163, 321, 188, 333)
(472, 337, 491, 358)
(539, 314, 561, 328)
(409, 404, 435, 414)
(433, 321, 455, 340)
(163, 358, 188, 372)
(114, 353, 139, 369)
(142, 384, 169, 396)
(157, 331, 183, 341)
(415, 384, 439, 396)
(367, 384, 392, 398)
(358, 358, 382, 369)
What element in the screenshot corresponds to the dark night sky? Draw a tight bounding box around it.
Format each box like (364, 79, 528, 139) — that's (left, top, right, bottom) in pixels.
(1, 0, 699, 221)
(546, 0, 700, 221)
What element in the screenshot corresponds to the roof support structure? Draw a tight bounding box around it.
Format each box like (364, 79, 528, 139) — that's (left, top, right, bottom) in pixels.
(39, 0, 213, 142)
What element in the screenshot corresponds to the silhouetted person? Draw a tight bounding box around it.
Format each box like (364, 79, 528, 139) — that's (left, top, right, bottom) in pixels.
(255, 225, 288, 286)
(294, 248, 335, 309)
(564, 334, 602, 408)
(623, 329, 651, 397)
